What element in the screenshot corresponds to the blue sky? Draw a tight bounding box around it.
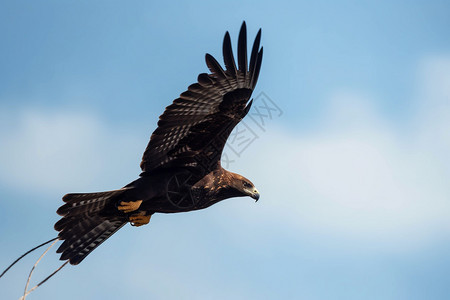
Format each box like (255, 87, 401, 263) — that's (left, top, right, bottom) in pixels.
(1, 1, 450, 299)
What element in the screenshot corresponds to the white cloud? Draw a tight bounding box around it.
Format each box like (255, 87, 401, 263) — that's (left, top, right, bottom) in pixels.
(0, 108, 144, 195)
(415, 56, 450, 177)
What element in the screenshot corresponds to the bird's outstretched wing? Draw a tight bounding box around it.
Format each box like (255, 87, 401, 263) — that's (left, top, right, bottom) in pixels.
(140, 21, 263, 175)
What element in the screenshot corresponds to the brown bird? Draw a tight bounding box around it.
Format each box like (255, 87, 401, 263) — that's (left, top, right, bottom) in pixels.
(54, 22, 263, 265)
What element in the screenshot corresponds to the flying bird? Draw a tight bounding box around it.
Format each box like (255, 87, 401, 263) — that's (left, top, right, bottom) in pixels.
(54, 22, 263, 265)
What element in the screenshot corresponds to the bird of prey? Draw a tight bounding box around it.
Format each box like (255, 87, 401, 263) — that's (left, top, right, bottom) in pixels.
(54, 22, 263, 265)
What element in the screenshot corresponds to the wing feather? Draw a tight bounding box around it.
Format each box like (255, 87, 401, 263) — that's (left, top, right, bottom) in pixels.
(249, 28, 261, 79)
(205, 54, 227, 80)
(223, 32, 237, 77)
(237, 21, 248, 75)
(251, 48, 264, 89)
(140, 22, 263, 174)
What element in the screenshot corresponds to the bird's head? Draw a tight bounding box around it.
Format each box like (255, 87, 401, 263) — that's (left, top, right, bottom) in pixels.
(228, 172, 260, 201)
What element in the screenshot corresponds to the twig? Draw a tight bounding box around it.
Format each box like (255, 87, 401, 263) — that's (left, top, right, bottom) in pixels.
(0, 237, 59, 279)
(21, 238, 59, 300)
(19, 261, 69, 300)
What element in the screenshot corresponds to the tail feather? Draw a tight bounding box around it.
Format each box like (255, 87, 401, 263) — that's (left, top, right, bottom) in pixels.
(57, 217, 126, 265)
(57, 216, 104, 250)
(55, 188, 131, 265)
(57, 188, 131, 216)
(70, 219, 126, 265)
(54, 215, 79, 232)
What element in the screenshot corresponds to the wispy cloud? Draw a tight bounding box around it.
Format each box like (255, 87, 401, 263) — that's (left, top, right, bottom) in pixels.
(0, 108, 143, 195)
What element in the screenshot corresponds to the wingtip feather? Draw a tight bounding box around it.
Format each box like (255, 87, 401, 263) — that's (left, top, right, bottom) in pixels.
(238, 21, 248, 74)
(251, 47, 263, 89)
(222, 31, 237, 75)
(205, 53, 227, 79)
(249, 28, 262, 77)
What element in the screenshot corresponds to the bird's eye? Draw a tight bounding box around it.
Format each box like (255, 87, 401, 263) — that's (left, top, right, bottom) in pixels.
(243, 181, 252, 188)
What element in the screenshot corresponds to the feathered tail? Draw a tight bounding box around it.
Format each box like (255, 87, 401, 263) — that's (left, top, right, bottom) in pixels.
(54, 188, 131, 265)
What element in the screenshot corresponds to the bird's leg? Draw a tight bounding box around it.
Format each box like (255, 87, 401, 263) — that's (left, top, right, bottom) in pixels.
(118, 200, 143, 213)
(129, 212, 151, 227)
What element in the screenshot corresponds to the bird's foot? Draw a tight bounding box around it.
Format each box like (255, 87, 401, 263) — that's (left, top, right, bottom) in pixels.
(129, 213, 151, 227)
(118, 200, 143, 213)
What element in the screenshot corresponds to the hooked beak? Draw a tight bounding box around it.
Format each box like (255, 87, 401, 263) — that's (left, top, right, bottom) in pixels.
(250, 188, 260, 202)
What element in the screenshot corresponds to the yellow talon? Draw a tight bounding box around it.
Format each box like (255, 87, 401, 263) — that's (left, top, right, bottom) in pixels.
(130, 214, 151, 227)
(118, 200, 143, 213)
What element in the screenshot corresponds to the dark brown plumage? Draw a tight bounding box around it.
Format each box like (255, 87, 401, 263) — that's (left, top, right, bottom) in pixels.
(55, 22, 263, 265)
